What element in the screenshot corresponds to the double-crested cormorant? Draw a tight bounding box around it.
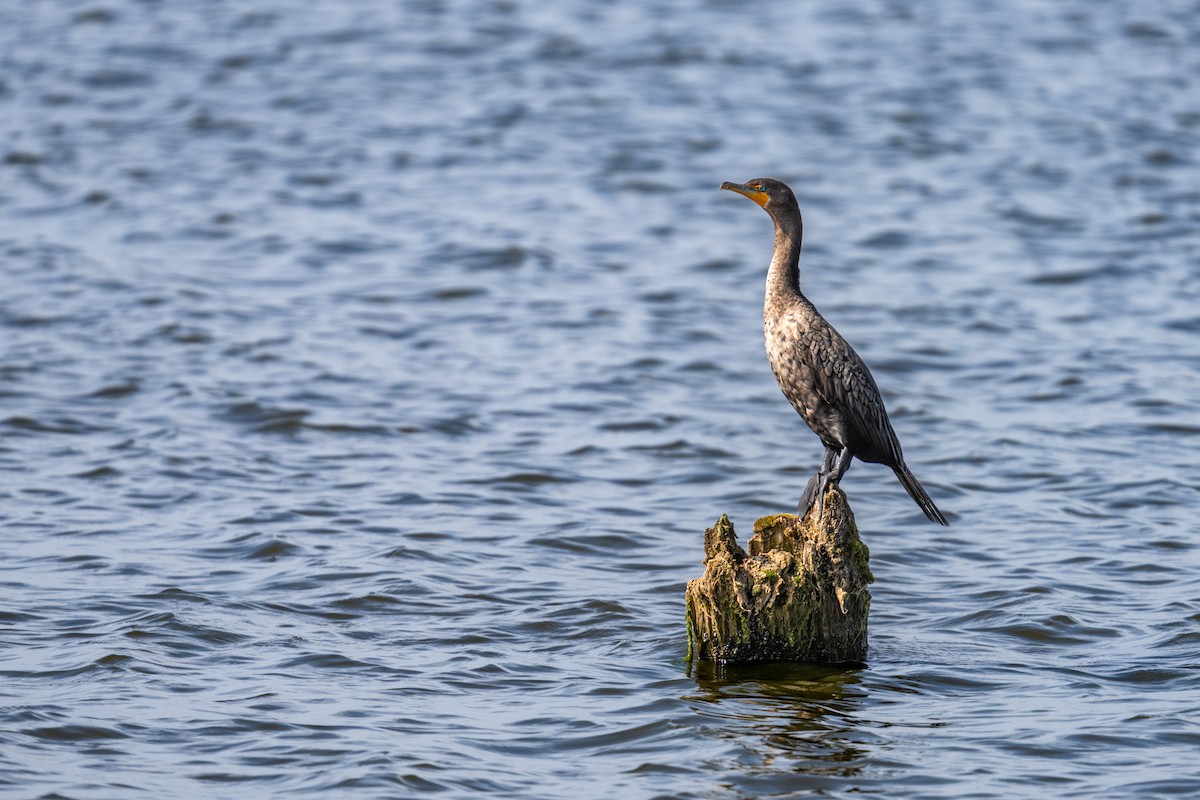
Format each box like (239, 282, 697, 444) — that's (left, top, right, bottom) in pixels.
(721, 178, 948, 525)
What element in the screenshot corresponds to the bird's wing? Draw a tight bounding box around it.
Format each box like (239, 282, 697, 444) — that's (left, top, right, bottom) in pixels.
(804, 323, 904, 464)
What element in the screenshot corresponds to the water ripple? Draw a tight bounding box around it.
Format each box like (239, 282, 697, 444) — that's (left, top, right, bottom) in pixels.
(2, 0, 1199, 797)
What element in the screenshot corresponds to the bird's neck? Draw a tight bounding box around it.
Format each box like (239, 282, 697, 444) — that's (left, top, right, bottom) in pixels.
(766, 215, 803, 303)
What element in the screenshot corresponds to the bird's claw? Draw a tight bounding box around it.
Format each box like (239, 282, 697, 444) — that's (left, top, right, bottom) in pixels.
(798, 472, 829, 521)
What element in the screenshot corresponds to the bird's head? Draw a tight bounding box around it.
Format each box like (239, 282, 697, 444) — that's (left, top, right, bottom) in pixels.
(720, 178, 799, 219)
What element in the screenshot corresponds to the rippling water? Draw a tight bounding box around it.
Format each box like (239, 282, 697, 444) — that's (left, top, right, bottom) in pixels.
(2, 1, 1199, 796)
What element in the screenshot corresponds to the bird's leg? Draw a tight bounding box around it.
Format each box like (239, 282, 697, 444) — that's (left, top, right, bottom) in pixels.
(818, 447, 855, 516)
(829, 446, 854, 485)
(799, 446, 855, 521)
(798, 446, 838, 520)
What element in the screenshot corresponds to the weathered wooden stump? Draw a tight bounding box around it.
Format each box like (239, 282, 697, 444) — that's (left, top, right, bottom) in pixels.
(685, 487, 873, 664)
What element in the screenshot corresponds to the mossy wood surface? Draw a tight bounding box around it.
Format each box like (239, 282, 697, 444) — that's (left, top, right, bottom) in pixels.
(686, 487, 873, 664)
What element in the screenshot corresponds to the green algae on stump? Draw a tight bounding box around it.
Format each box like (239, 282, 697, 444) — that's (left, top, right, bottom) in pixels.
(685, 487, 873, 664)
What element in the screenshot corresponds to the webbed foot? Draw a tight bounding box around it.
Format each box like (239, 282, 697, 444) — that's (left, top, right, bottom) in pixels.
(797, 472, 830, 521)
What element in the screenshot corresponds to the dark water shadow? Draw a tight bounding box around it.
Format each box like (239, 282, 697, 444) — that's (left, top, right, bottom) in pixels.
(682, 661, 873, 792)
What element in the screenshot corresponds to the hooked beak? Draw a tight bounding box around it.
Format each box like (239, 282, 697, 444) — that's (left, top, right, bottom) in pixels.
(720, 181, 769, 209)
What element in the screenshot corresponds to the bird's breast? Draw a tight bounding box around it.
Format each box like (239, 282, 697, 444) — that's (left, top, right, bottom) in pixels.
(764, 313, 822, 417)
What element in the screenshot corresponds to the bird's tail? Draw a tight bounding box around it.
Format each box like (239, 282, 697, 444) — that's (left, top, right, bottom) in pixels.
(893, 465, 948, 525)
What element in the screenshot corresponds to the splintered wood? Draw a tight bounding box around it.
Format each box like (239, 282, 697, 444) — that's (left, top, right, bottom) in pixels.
(686, 488, 873, 664)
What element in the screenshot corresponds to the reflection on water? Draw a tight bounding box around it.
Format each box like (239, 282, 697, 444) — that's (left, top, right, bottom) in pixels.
(688, 662, 871, 789)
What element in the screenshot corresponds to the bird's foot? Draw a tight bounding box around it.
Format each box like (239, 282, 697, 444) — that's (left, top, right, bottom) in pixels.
(797, 473, 830, 521)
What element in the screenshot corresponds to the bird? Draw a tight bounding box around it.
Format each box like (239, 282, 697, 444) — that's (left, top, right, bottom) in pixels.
(720, 178, 948, 525)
